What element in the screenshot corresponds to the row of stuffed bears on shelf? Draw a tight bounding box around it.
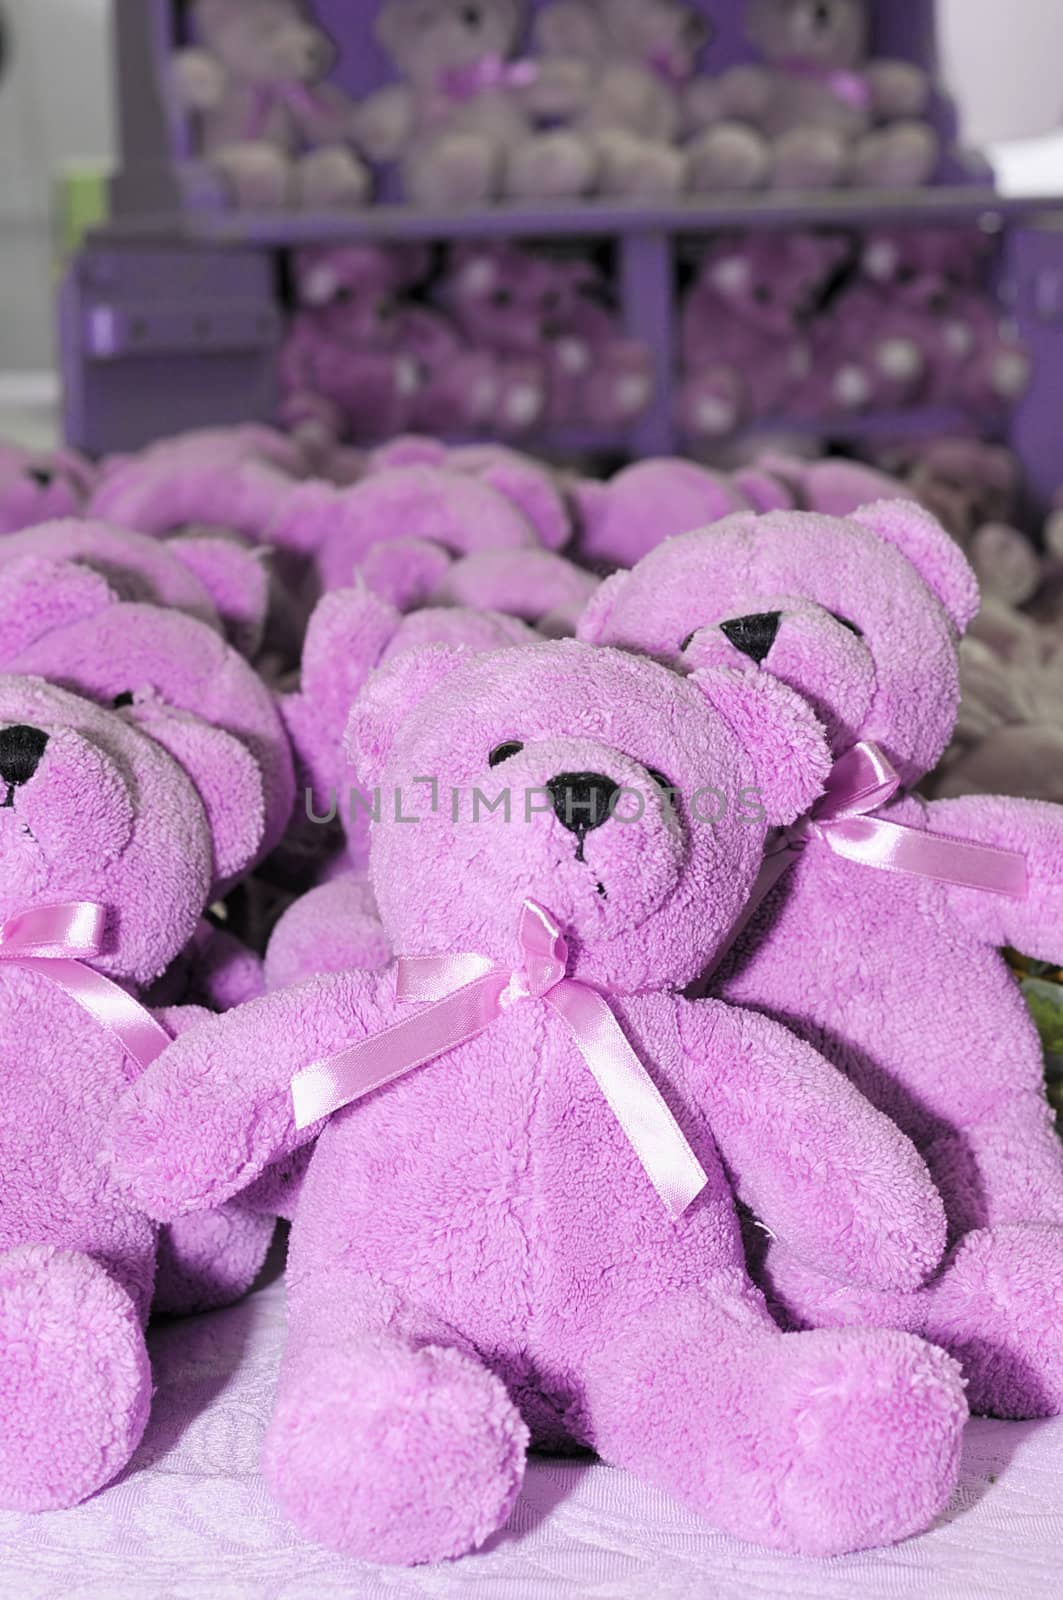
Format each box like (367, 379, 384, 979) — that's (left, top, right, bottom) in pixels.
(680, 226, 1032, 443)
(281, 240, 656, 445)
(176, 0, 951, 210)
(1, 423, 1062, 1569)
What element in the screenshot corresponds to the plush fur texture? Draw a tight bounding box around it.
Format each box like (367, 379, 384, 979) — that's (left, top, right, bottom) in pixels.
(113, 641, 968, 1563)
(0, 676, 271, 1508)
(580, 504, 1063, 1418)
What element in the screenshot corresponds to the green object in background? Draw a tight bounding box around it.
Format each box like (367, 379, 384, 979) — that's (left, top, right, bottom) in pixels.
(56, 164, 110, 263)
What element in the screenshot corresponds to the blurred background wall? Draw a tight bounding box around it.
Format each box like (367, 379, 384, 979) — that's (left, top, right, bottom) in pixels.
(0, 0, 1060, 378)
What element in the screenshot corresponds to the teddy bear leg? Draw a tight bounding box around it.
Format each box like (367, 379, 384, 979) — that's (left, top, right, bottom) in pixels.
(0, 1245, 152, 1510)
(262, 1280, 528, 1563)
(296, 147, 373, 209)
(591, 132, 688, 199)
(504, 133, 597, 201)
(581, 1289, 965, 1556)
(922, 1096, 1063, 1234)
(152, 1204, 276, 1317)
(770, 128, 848, 190)
(404, 137, 501, 208)
(758, 1222, 1063, 1421)
(210, 142, 294, 209)
(686, 124, 773, 192)
(851, 124, 939, 189)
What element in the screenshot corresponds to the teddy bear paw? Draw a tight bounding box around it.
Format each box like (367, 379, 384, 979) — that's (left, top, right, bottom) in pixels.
(765, 1327, 966, 1555)
(263, 1336, 529, 1564)
(0, 1246, 151, 1510)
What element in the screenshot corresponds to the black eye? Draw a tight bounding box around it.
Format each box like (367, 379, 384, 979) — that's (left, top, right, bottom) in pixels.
(112, 692, 135, 709)
(489, 741, 524, 767)
(26, 467, 54, 488)
(830, 613, 864, 638)
(462, 4, 482, 24)
(491, 288, 513, 308)
(680, 632, 697, 653)
(645, 767, 674, 795)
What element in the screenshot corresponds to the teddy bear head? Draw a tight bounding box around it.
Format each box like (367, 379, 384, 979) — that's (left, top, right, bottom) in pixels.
(349, 638, 829, 992)
(443, 244, 601, 358)
(696, 233, 851, 337)
(572, 458, 750, 570)
(748, 0, 869, 71)
(376, 0, 524, 90)
(860, 230, 985, 310)
(537, 0, 707, 80)
(194, 0, 337, 86)
(0, 557, 282, 893)
(578, 502, 980, 786)
(292, 245, 429, 353)
(0, 676, 222, 985)
(0, 443, 93, 535)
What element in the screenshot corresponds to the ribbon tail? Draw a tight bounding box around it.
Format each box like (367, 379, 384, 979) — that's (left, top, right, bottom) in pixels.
(292, 972, 508, 1130)
(16, 958, 171, 1069)
(824, 817, 1029, 899)
(546, 981, 707, 1222)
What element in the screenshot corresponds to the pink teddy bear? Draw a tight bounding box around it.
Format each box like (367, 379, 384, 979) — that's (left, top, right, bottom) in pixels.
(174, 0, 371, 208)
(680, 232, 850, 441)
(113, 639, 968, 1562)
(354, 0, 596, 206)
(686, 0, 938, 191)
(0, 674, 269, 1509)
(581, 501, 1063, 1419)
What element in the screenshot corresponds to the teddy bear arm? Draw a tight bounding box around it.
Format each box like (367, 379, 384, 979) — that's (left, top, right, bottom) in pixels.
(865, 60, 932, 121)
(521, 58, 594, 122)
(686, 66, 774, 131)
(679, 1001, 947, 1291)
(291, 81, 360, 145)
(111, 970, 394, 1220)
(172, 48, 228, 113)
(927, 794, 1063, 963)
(353, 86, 415, 164)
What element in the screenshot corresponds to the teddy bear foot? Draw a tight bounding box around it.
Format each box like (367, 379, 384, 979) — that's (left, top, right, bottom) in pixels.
(763, 1327, 966, 1554)
(592, 133, 687, 199)
(0, 1245, 151, 1510)
(771, 127, 848, 190)
(851, 125, 939, 190)
(210, 142, 294, 209)
(263, 1335, 529, 1563)
(296, 147, 372, 209)
(686, 124, 772, 193)
(405, 138, 499, 209)
(505, 134, 597, 201)
(922, 1225, 1063, 1419)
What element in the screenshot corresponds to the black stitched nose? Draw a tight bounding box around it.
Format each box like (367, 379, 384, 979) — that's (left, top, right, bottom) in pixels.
(720, 612, 782, 664)
(547, 772, 619, 847)
(0, 726, 49, 791)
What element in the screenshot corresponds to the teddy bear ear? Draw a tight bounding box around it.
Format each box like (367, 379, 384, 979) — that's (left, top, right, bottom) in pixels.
(575, 570, 630, 643)
(0, 555, 119, 665)
(455, 451, 571, 552)
(358, 537, 454, 610)
(849, 500, 980, 634)
(167, 535, 270, 658)
(345, 643, 468, 787)
(691, 666, 832, 827)
(126, 704, 266, 888)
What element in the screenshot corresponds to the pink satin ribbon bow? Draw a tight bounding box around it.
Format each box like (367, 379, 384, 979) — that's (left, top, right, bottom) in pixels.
(0, 903, 171, 1069)
(438, 54, 539, 103)
(749, 741, 1028, 919)
(782, 58, 872, 112)
(291, 899, 708, 1221)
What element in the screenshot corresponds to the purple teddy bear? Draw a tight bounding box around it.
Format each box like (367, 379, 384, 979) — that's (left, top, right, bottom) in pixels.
(113, 639, 968, 1563)
(580, 501, 1063, 1419)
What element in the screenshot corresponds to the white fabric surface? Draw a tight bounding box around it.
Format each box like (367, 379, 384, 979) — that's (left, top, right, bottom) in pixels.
(0, 1275, 1059, 1599)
